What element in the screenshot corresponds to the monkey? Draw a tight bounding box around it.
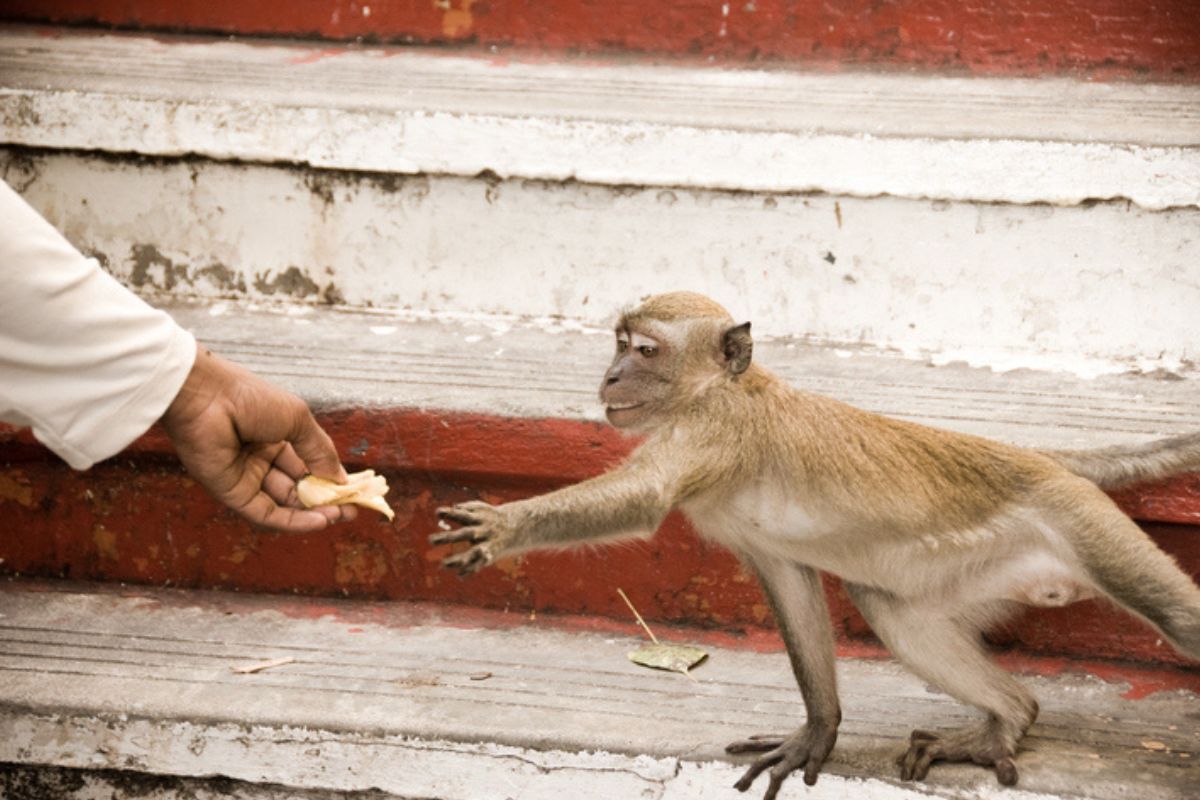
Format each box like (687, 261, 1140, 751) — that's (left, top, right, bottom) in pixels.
(431, 291, 1200, 799)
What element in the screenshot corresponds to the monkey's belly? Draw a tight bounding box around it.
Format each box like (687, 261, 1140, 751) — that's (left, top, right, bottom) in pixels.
(687, 496, 1095, 608)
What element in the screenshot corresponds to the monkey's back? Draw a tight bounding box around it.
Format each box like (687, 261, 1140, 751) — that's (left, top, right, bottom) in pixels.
(705, 366, 1062, 538)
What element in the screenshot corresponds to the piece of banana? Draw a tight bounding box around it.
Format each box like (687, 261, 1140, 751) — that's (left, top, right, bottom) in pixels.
(296, 469, 395, 521)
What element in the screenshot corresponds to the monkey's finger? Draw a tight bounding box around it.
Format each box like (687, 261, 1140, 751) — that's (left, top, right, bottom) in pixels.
(994, 758, 1018, 787)
(441, 550, 475, 570)
(909, 730, 937, 743)
(444, 547, 489, 574)
(437, 507, 485, 526)
(429, 528, 489, 546)
(456, 551, 490, 577)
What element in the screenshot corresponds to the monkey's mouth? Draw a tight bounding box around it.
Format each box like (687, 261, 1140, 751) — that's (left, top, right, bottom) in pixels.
(605, 402, 646, 426)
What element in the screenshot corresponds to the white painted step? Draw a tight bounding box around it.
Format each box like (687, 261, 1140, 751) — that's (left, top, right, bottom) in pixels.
(2, 581, 1196, 799)
(173, 301, 1200, 451)
(2, 26, 1199, 373)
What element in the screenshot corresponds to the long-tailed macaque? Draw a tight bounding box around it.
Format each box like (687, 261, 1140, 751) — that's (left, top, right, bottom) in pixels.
(432, 292, 1200, 798)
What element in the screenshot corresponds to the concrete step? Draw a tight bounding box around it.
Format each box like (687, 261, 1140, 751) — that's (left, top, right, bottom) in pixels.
(2, 301, 1198, 667)
(2, 25, 1199, 372)
(1, 580, 1197, 799)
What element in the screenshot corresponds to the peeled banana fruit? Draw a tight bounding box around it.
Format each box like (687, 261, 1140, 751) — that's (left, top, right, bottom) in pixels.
(296, 469, 395, 521)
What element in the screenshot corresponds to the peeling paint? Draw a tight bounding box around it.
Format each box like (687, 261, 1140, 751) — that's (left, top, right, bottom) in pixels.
(92, 525, 119, 562)
(0, 471, 35, 508)
(334, 539, 390, 588)
(437, 0, 477, 38)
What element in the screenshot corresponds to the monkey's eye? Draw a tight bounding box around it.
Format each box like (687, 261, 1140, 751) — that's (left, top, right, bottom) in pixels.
(637, 345, 659, 358)
(616, 339, 629, 353)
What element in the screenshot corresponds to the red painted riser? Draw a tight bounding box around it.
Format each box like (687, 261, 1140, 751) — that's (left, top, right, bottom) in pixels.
(2, 410, 1199, 669)
(4, 0, 1200, 81)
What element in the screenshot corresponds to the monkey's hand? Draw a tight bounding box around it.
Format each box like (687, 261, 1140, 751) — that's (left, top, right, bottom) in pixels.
(432, 501, 519, 575)
(726, 721, 839, 800)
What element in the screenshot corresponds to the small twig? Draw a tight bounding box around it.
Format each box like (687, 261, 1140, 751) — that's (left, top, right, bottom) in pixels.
(231, 656, 295, 674)
(617, 587, 659, 644)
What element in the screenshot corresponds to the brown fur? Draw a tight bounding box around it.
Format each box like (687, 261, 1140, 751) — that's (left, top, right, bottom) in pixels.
(434, 292, 1200, 797)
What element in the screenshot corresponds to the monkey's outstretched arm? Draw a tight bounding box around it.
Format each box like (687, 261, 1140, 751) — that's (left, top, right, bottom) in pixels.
(433, 459, 678, 574)
(727, 556, 841, 799)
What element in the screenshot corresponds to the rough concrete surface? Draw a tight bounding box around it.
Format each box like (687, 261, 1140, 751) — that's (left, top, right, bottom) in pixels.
(0, 581, 1197, 799)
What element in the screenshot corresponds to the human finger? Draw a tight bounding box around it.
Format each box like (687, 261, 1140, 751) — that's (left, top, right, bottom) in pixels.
(272, 442, 310, 482)
(263, 466, 301, 507)
(237, 489, 332, 533)
(286, 404, 347, 483)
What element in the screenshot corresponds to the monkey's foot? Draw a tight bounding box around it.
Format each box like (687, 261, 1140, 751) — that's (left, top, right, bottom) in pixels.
(898, 724, 1019, 786)
(725, 723, 838, 800)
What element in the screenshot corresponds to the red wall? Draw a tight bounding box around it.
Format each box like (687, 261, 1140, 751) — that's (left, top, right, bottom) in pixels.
(4, 0, 1199, 80)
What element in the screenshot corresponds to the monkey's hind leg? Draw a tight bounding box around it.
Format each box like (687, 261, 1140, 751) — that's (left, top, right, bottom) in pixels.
(725, 560, 841, 800)
(847, 585, 1038, 786)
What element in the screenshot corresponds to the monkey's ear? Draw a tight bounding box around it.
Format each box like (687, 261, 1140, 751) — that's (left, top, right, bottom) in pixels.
(722, 321, 753, 375)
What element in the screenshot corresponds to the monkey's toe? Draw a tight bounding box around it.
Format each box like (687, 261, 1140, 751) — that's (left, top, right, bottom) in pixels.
(725, 734, 785, 755)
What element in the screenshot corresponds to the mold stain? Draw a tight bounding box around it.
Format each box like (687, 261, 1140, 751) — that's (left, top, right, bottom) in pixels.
(129, 245, 250, 295)
(253, 266, 321, 299)
(195, 262, 247, 293)
(129, 244, 189, 291)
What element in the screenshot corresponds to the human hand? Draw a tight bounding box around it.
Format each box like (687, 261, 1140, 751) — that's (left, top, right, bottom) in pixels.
(162, 344, 357, 532)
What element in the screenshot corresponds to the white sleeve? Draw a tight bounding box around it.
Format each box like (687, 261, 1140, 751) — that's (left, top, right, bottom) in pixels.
(0, 179, 196, 470)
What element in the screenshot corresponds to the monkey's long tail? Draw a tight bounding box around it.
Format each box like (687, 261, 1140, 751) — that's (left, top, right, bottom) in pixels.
(1040, 432, 1200, 490)
(1067, 491, 1200, 661)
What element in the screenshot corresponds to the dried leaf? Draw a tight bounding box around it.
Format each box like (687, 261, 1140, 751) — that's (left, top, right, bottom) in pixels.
(628, 642, 708, 675)
(469, 671, 493, 681)
(231, 656, 295, 674)
(1141, 740, 1168, 751)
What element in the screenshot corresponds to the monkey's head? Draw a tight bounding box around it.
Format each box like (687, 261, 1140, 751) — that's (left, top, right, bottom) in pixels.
(600, 292, 753, 431)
